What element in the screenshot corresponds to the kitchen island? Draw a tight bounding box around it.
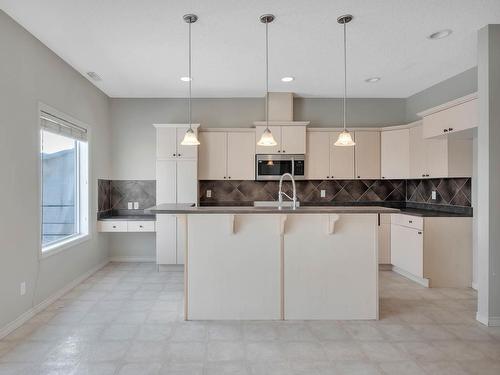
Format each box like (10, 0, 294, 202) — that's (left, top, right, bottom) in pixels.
(147, 204, 399, 320)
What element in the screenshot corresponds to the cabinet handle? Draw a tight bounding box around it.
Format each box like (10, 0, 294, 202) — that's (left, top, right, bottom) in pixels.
(409, 220, 413, 223)
(422, 174, 425, 177)
(277, 150, 281, 153)
(228, 176, 231, 179)
(112, 225, 116, 228)
(418, 231, 422, 235)
(357, 176, 361, 179)
(223, 176, 226, 179)
(139, 225, 143, 228)
(282, 150, 286, 153)
(448, 128, 453, 131)
(178, 153, 181, 157)
(381, 176, 385, 179)
(443, 129, 448, 133)
(172, 153, 176, 156)
(426, 174, 430, 177)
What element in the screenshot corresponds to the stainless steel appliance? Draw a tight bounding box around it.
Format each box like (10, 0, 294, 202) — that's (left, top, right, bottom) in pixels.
(255, 154, 305, 181)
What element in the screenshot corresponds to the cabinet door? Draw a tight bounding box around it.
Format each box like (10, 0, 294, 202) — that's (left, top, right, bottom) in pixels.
(409, 125, 427, 178)
(255, 126, 281, 154)
(426, 137, 448, 178)
(157, 127, 177, 159)
(156, 214, 177, 265)
(281, 126, 306, 154)
(446, 99, 478, 133)
(355, 131, 380, 179)
(176, 128, 198, 159)
(156, 160, 176, 204)
(381, 129, 409, 179)
(176, 160, 198, 204)
(305, 132, 330, 179)
(378, 222, 391, 264)
(227, 132, 256, 180)
(330, 132, 355, 179)
(198, 132, 227, 180)
(391, 224, 423, 278)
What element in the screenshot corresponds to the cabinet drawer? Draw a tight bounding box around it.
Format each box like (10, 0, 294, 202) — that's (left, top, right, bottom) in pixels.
(99, 221, 127, 232)
(127, 221, 155, 232)
(391, 214, 423, 230)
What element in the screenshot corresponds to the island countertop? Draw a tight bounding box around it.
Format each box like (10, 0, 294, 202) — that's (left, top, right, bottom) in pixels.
(145, 203, 400, 215)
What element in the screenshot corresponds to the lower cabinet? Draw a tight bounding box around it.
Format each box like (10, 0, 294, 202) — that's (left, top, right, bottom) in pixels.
(390, 214, 472, 287)
(98, 220, 155, 233)
(156, 214, 185, 265)
(378, 214, 391, 264)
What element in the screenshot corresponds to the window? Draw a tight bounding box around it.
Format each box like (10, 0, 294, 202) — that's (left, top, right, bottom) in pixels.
(40, 110, 88, 252)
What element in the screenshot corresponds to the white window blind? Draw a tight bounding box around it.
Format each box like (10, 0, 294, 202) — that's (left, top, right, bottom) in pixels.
(40, 111, 88, 142)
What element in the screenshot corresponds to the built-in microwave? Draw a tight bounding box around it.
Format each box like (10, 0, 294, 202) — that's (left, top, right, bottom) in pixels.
(255, 154, 305, 181)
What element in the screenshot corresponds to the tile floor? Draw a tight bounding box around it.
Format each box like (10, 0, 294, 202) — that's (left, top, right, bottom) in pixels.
(0, 262, 499, 375)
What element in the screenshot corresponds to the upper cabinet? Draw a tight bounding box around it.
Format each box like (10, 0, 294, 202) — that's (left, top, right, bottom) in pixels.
(156, 124, 199, 159)
(409, 124, 472, 178)
(354, 131, 380, 179)
(305, 131, 354, 179)
(199, 130, 255, 180)
(381, 129, 410, 179)
(255, 124, 307, 154)
(419, 95, 478, 139)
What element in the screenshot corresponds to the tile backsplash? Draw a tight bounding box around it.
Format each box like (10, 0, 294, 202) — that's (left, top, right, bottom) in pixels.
(199, 178, 472, 208)
(98, 179, 155, 214)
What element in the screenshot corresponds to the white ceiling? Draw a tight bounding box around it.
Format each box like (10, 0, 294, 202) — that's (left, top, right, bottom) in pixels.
(1, 0, 500, 98)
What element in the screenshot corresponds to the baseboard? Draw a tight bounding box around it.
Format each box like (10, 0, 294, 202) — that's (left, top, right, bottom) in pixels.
(476, 312, 500, 326)
(158, 264, 184, 272)
(379, 264, 393, 271)
(392, 266, 430, 287)
(471, 281, 478, 290)
(0, 259, 109, 340)
(109, 256, 155, 263)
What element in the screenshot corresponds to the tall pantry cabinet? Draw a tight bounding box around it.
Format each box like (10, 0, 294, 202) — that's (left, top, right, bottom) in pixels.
(154, 124, 199, 265)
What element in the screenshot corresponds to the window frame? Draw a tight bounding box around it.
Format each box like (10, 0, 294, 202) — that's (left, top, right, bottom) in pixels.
(38, 103, 91, 258)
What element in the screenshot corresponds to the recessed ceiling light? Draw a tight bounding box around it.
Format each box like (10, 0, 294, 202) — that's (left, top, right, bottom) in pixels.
(180, 76, 192, 82)
(365, 77, 381, 83)
(281, 76, 294, 82)
(428, 29, 452, 40)
(86, 72, 102, 81)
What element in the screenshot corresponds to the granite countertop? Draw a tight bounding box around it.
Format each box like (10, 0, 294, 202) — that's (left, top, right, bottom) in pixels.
(98, 215, 156, 221)
(146, 204, 400, 215)
(398, 208, 472, 217)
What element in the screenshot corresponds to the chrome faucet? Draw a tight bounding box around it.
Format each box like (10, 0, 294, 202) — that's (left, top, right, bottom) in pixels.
(278, 173, 297, 210)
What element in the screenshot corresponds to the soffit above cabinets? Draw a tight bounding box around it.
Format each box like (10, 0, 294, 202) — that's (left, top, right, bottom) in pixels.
(1, 1, 499, 98)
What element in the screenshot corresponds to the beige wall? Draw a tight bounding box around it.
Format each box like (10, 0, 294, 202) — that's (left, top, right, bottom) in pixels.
(0, 10, 111, 331)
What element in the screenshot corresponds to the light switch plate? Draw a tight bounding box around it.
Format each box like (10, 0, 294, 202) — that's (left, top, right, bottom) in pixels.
(320, 189, 326, 198)
(431, 191, 437, 200)
(133, 202, 139, 209)
(206, 189, 212, 198)
(127, 202, 133, 209)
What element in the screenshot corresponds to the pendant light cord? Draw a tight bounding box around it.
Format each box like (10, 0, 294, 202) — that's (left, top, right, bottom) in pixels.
(188, 21, 192, 130)
(343, 21, 347, 132)
(265, 20, 269, 130)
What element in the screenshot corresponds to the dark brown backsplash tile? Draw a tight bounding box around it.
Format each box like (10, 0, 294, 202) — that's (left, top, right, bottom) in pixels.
(200, 177, 471, 207)
(97, 180, 156, 212)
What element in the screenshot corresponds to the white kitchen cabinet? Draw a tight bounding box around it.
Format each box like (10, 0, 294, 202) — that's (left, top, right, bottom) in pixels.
(98, 220, 156, 233)
(421, 97, 478, 139)
(354, 131, 380, 179)
(305, 132, 330, 179)
(378, 214, 391, 264)
(255, 125, 306, 154)
(198, 132, 226, 180)
(155, 124, 199, 159)
(227, 132, 255, 180)
(199, 131, 255, 180)
(305, 131, 355, 179)
(155, 124, 199, 265)
(331, 132, 355, 179)
(390, 214, 472, 287)
(381, 129, 410, 179)
(409, 124, 472, 178)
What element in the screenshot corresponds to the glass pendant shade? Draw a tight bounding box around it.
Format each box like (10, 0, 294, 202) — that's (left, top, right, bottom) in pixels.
(334, 130, 356, 146)
(257, 127, 277, 146)
(180, 127, 200, 146)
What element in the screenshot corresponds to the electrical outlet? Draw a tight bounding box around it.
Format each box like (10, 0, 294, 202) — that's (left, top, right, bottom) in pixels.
(320, 189, 326, 198)
(431, 190, 437, 200)
(20, 282, 26, 296)
(134, 202, 139, 209)
(206, 189, 212, 198)
(127, 202, 133, 209)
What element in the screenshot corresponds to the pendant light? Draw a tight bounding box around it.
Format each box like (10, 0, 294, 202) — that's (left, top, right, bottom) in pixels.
(257, 14, 277, 147)
(180, 14, 200, 146)
(334, 15, 356, 147)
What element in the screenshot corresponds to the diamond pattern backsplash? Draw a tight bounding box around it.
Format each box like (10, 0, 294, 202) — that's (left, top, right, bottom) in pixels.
(199, 178, 471, 207)
(98, 179, 156, 212)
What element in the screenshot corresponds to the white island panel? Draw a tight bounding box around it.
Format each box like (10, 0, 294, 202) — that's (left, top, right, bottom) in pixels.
(187, 214, 281, 320)
(284, 214, 378, 320)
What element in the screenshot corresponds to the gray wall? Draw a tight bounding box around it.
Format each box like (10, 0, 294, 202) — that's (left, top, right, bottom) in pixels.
(406, 67, 478, 122)
(0, 10, 111, 330)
